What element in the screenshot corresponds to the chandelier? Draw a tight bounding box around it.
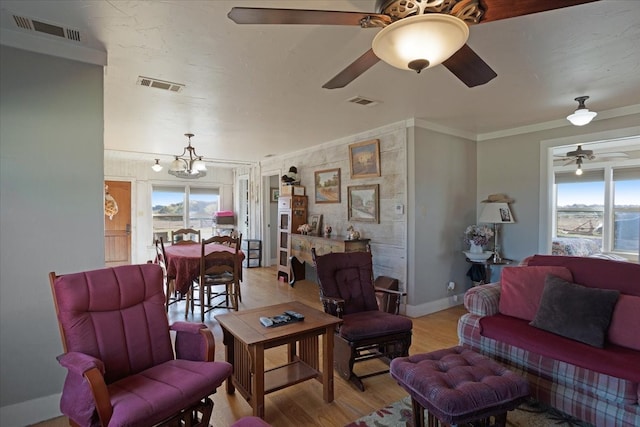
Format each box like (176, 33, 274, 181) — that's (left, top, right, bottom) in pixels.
(168, 133, 207, 179)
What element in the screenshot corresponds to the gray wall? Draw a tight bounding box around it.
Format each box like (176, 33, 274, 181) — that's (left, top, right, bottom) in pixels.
(407, 126, 477, 314)
(0, 46, 105, 424)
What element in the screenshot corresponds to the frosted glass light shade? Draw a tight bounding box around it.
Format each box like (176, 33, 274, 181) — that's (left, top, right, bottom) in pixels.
(193, 158, 207, 171)
(170, 158, 184, 172)
(151, 159, 163, 172)
(372, 14, 469, 72)
(567, 108, 597, 126)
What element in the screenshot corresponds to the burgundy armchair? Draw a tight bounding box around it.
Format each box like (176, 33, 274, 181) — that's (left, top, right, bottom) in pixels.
(49, 264, 232, 426)
(312, 249, 413, 391)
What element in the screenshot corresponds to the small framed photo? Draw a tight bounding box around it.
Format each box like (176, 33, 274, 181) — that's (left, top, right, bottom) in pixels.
(308, 214, 322, 235)
(349, 139, 380, 179)
(314, 168, 341, 203)
(270, 188, 279, 203)
(347, 184, 379, 223)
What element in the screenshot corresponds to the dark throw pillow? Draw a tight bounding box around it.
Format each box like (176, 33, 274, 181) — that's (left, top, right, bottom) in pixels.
(530, 274, 620, 348)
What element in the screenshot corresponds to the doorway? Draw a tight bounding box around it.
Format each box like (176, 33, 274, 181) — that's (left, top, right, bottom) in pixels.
(104, 180, 131, 267)
(262, 172, 281, 266)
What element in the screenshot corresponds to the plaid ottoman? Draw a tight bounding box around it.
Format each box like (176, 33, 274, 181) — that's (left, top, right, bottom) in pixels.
(390, 346, 529, 427)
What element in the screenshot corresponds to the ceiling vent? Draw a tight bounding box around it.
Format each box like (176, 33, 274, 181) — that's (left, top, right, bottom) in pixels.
(11, 14, 82, 42)
(136, 76, 185, 93)
(347, 96, 379, 107)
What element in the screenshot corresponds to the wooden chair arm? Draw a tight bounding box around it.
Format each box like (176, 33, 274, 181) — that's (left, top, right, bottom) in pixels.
(84, 367, 113, 426)
(200, 327, 216, 362)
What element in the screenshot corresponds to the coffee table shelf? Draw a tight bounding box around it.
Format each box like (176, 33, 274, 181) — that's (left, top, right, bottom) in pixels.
(264, 360, 319, 394)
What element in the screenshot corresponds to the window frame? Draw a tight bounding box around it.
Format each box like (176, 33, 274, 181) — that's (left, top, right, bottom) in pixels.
(151, 183, 220, 243)
(544, 134, 640, 261)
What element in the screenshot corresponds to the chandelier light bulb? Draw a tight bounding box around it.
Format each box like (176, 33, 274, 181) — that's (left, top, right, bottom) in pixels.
(567, 96, 597, 126)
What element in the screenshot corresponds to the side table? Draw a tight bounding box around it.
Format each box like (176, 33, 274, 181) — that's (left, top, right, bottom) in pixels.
(465, 257, 513, 285)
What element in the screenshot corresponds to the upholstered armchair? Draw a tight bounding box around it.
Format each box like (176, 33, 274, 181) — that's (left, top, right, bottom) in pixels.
(312, 249, 413, 391)
(49, 264, 232, 426)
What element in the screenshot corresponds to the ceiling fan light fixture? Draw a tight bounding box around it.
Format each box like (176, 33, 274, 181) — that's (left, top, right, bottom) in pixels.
(372, 14, 469, 72)
(567, 96, 597, 126)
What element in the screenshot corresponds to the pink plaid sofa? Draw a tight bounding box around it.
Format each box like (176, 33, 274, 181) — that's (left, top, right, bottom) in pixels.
(458, 255, 640, 426)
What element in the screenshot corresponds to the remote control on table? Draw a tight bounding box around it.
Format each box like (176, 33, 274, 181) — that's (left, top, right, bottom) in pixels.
(259, 316, 273, 327)
(284, 310, 304, 321)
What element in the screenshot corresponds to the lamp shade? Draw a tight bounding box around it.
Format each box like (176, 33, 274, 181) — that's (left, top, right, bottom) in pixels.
(372, 14, 469, 72)
(151, 159, 163, 172)
(567, 108, 597, 126)
(479, 202, 514, 224)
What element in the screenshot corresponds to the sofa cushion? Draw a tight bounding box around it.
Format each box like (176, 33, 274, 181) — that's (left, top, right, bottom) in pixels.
(530, 275, 620, 348)
(608, 294, 640, 351)
(480, 314, 640, 383)
(498, 266, 573, 321)
(527, 255, 640, 296)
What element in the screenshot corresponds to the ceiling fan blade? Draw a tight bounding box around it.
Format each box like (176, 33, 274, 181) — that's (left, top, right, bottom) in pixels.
(323, 49, 380, 89)
(442, 44, 497, 88)
(479, 0, 600, 23)
(563, 159, 576, 166)
(228, 7, 391, 26)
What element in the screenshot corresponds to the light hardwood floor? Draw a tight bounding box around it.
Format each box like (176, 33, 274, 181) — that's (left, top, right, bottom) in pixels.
(35, 266, 466, 427)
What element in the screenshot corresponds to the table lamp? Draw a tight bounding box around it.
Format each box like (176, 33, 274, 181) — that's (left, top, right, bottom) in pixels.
(478, 202, 515, 263)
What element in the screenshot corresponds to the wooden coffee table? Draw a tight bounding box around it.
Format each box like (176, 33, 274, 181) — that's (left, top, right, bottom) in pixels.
(215, 301, 342, 418)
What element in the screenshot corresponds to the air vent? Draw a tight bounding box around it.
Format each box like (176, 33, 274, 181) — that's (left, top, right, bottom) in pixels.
(136, 76, 185, 93)
(347, 96, 379, 107)
(12, 14, 82, 42)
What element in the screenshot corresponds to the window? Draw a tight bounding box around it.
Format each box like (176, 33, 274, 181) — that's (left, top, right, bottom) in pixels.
(553, 166, 639, 257)
(152, 185, 219, 243)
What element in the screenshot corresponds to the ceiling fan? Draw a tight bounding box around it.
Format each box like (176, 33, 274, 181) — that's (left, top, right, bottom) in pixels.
(554, 145, 629, 174)
(227, 0, 598, 89)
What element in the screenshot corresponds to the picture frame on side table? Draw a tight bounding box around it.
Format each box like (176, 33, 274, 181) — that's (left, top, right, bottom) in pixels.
(349, 139, 380, 179)
(270, 188, 279, 203)
(347, 184, 379, 223)
(314, 168, 341, 203)
(309, 214, 322, 235)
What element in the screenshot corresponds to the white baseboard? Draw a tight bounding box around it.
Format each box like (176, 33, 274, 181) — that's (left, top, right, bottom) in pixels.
(0, 393, 61, 427)
(404, 293, 464, 318)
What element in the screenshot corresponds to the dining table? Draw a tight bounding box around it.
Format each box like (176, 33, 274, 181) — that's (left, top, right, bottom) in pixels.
(164, 243, 245, 296)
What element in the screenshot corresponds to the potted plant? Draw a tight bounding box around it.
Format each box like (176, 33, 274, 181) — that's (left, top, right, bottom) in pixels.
(464, 224, 494, 253)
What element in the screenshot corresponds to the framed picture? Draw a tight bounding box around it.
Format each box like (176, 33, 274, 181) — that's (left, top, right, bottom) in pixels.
(347, 184, 379, 223)
(314, 168, 341, 203)
(349, 139, 380, 179)
(308, 214, 322, 235)
(270, 188, 279, 203)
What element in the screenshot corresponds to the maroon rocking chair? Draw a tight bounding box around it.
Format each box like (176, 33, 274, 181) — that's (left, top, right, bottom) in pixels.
(312, 249, 412, 391)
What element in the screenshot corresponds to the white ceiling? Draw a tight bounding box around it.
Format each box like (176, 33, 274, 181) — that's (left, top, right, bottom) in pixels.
(2, 0, 640, 167)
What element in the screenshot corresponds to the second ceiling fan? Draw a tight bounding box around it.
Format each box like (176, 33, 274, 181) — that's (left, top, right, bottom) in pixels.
(228, 0, 598, 89)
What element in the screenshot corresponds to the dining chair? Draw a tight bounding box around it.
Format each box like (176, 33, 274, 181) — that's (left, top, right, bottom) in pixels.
(171, 227, 201, 245)
(312, 248, 413, 391)
(155, 237, 184, 312)
(49, 264, 232, 426)
(191, 235, 241, 321)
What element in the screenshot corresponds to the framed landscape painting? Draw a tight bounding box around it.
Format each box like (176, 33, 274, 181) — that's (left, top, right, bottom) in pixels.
(314, 168, 341, 203)
(349, 139, 380, 179)
(270, 188, 279, 202)
(347, 184, 379, 223)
